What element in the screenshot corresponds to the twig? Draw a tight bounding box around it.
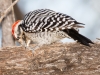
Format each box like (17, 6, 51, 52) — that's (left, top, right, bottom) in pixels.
(0, 0, 19, 23)
(96, 38, 100, 40)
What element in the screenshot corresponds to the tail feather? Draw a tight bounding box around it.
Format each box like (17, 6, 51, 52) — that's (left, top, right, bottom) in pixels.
(63, 29, 94, 46)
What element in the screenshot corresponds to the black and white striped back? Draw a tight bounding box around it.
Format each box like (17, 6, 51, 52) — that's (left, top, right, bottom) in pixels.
(21, 9, 84, 33)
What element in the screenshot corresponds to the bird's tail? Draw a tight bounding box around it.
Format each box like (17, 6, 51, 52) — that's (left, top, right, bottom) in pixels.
(63, 29, 94, 46)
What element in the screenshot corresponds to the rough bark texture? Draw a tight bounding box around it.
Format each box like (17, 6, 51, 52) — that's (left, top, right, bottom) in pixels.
(0, 42, 100, 75)
(0, 0, 15, 47)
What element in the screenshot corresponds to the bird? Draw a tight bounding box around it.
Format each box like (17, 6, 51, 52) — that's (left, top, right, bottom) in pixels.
(12, 9, 94, 51)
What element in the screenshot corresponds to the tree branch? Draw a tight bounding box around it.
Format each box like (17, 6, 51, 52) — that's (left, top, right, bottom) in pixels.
(0, 43, 100, 75)
(0, 0, 19, 23)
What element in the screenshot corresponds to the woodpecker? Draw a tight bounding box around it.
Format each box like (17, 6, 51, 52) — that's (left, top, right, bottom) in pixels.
(12, 9, 93, 51)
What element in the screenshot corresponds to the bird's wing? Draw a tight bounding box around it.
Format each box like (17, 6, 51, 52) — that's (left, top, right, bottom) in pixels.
(21, 9, 84, 33)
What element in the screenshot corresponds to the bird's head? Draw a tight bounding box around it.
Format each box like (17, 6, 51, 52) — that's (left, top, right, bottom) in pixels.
(12, 20, 23, 40)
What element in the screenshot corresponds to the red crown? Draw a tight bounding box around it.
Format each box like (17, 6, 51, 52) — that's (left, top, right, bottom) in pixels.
(12, 20, 21, 36)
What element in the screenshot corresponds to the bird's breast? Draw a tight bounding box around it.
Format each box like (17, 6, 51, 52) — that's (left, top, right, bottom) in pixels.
(24, 31, 70, 44)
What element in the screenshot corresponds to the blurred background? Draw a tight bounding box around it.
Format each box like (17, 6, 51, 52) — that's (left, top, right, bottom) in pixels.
(0, 0, 100, 47)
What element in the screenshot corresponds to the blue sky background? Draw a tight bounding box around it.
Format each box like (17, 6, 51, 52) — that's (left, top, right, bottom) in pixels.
(0, 0, 100, 47)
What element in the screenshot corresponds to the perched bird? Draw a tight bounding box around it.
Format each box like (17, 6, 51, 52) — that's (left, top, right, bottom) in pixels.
(12, 9, 93, 51)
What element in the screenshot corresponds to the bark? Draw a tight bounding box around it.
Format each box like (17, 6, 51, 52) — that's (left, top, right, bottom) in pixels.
(0, 0, 15, 47)
(0, 42, 100, 75)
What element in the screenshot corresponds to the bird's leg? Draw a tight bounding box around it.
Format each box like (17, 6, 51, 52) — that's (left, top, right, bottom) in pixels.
(20, 34, 33, 50)
(18, 39, 24, 46)
(25, 39, 34, 50)
(18, 35, 43, 52)
(17, 36, 30, 50)
(17, 35, 37, 51)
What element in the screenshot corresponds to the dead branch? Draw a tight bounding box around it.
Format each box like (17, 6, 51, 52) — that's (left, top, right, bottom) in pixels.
(97, 38, 100, 40)
(0, 42, 100, 75)
(0, 0, 19, 23)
